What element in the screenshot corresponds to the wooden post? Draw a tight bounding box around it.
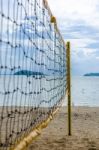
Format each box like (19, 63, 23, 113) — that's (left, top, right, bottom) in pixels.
(66, 41, 72, 136)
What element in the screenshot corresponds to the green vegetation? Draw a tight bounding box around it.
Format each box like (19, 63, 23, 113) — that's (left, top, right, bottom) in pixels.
(84, 73, 99, 76)
(14, 70, 44, 76)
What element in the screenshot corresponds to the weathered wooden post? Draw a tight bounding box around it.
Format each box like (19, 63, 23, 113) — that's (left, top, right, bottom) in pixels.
(66, 41, 72, 136)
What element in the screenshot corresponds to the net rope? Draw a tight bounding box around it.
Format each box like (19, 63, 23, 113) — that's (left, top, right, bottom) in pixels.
(0, 0, 67, 149)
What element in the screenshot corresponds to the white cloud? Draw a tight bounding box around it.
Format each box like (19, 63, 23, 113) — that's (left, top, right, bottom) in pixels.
(48, 0, 99, 28)
(66, 38, 96, 54)
(96, 57, 99, 60)
(48, 0, 99, 75)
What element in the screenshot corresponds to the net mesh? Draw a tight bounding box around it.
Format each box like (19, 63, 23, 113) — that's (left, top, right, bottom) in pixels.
(0, 0, 67, 149)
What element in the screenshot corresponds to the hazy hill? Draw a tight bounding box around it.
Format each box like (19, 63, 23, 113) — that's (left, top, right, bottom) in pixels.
(84, 73, 99, 76)
(14, 70, 44, 76)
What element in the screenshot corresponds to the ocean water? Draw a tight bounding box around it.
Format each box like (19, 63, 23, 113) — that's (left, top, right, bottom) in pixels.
(0, 75, 65, 107)
(0, 76, 99, 107)
(71, 76, 99, 106)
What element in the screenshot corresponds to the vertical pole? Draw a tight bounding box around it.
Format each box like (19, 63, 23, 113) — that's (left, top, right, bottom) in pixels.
(66, 41, 72, 136)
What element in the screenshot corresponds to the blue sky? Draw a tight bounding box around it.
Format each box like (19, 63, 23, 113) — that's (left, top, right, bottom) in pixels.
(0, 0, 63, 75)
(1, 0, 99, 75)
(48, 0, 99, 75)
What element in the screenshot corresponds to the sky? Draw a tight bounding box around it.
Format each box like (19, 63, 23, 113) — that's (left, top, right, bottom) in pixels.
(1, 0, 99, 76)
(0, 0, 62, 75)
(48, 0, 99, 75)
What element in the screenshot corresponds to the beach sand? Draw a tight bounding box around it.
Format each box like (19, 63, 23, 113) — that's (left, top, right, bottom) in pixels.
(29, 107, 99, 150)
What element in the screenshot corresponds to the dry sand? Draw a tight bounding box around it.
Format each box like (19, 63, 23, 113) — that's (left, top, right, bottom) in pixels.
(29, 107, 99, 150)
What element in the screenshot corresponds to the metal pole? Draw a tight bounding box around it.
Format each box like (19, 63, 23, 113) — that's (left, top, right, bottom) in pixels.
(66, 41, 72, 136)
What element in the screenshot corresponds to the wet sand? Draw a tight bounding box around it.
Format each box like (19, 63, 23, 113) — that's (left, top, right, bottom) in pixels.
(29, 107, 99, 150)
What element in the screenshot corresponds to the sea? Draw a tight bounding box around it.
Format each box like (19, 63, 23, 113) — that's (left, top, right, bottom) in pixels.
(0, 76, 99, 107)
(70, 76, 99, 107)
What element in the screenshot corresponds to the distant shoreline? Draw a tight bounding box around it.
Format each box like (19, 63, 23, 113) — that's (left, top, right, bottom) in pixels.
(14, 70, 44, 76)
(84, 73, 99, 76)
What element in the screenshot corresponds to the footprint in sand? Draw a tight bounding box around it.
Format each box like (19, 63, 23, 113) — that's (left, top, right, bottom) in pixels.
(88, 148, 97, 150)
(88, 141, 97, 150)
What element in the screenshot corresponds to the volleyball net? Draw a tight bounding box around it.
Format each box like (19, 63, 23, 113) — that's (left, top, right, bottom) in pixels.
(0, 0, 67, 149)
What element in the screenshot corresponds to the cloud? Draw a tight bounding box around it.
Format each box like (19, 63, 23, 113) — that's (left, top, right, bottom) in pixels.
(0, 0, 62, 75)
(48, 0, 99, 27)
(1, 0, 99, 75)
(96, 57, 99, 60)
(48, 0, 99, 75)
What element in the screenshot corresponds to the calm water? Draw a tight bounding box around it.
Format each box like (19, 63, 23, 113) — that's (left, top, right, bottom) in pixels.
(0, 76, 99, 106)
(71, 76, 99, 106)
(0, 75, 65, 107)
